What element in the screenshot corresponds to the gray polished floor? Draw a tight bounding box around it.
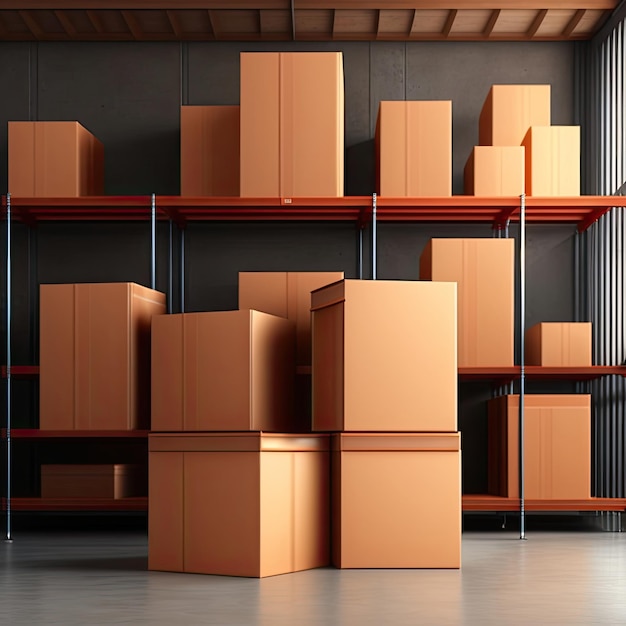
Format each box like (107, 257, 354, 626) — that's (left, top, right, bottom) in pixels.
(1, 527, 626, 625)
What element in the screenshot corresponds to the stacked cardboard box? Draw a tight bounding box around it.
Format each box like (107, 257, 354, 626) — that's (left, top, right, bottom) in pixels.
(9, 121, 104, 197)
(420, 238, 515, 367)
(375, 100, 452, 197)
(526, 322, 592, 366)
(180, 106, 240, 197)
(488, 394, 591, 500)
(39, 283, 166, 431)
(311, 279, 461, 569)
(240, 52, 344, 197)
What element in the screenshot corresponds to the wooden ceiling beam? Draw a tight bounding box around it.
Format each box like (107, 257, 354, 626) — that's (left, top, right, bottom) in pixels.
(18, 10, 43, 38)
(442, 9, 457, 37)
(165, 9, 182, 36)
(483, 8, 500, 36)
(563, 8, 586, 36)
(54, 10, 77, 37)
(120, 9, 142, 39)
(527, 8, 548, 37)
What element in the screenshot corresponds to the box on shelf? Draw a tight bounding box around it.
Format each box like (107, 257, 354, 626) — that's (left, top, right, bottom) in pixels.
(311, 279, 457, 432)
(39, 283, 166, 431)
(375, 100, 452, 197)
(8, 121, 104, 197)
(41, 464, 146, 499)
(488, 394, 591, 499)
(151, 309, 295, 432)
(526, 322, 592, 366)
(464, 146, 525, 196)
(240, 52, 344, 197)
(180, 105, 239, 197)
(148, 432, 330, 577)
(238, 271, 344, 366)
(479, 84, 551, 147)
(522, 126, 581, 196)
(420, 238, 514, 367)
(332, 433, 461, 569)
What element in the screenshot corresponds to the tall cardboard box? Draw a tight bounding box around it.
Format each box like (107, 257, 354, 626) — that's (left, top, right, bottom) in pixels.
(332, 433, 461, 569)
(151, 310, 295, 432)
(376, 101, 452, 197)
(149, 432, 330, 577)
(180, 106, 239, 196)
(240, 52, 344, 197)
(488, 394, 591, 499)
(464, 146, 525, 196)
(420, 238, 514, 367)
(9, 121, 104, 197)
(40, 283, 165, 430)
(311, 279, 457, 432)
(526, 322, 592, 366)
(41, 464, 146, 499)
(479, 84, 551, 147)
(522, 126, 581, 196)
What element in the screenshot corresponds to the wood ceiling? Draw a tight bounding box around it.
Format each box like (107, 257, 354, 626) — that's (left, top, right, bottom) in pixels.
(0, 1, 617, 42)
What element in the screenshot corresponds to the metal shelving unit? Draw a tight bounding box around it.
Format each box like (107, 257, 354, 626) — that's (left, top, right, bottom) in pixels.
(4, 192, 626, 538)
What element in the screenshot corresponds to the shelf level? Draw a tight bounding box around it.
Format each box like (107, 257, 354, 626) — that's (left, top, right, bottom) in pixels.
(459, 365, 626, 383)
(2, 429, 149, 439)
(463, 495, 626, 512)
(1, 365, 39, 378)
(2, 497, 148, 512)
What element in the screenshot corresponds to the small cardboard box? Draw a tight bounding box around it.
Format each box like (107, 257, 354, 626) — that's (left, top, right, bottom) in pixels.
(464, 146, 525, 196)
(526, 322, 592, 366)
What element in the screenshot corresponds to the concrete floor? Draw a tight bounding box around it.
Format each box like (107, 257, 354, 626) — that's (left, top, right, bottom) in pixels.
(1, 529, 626, 625)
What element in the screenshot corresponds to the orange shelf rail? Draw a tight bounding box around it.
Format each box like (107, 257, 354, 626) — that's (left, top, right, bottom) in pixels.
(459, 365, 626, 383)
(1, 365, 40, 378)
(1, 429, 149, 439)
(463, 494, 626, 512)
(1, 497, 148, 512)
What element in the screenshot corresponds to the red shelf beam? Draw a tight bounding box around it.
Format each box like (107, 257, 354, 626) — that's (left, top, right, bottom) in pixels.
(459, 365, 626, 383)
(2, 497, 148, 512)
(463, 494, 626, 511)
(1, 365, 40, 378)
(1, 429, 149, 439)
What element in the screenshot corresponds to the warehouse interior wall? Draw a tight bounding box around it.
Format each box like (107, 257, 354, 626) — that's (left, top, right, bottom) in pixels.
(0, 40, 579, 496)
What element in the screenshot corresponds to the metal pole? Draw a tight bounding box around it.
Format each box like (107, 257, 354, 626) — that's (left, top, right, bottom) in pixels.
(180, 229, 185, 313)
(372, 193, 377, 280)
(151, 193, 156, 291)
(5, 193, 12, 542)
(168, 220, 173, 314)
(358, 228, 363, 280)
(519, 192, 526, 540)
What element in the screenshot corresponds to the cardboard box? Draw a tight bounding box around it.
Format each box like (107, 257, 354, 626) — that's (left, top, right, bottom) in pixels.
(332, 433, 461, 569)
(9, 121, 104, 197)
(522, 126, 581, 196)
(311, 279, 457, 432)
(151, 310, 295, 432)
(41, 464, 146, 499)
(488, 394, 591, 499)
(148, 432, 330, 577)
(238, 271, 344, 366)
(464, 146, 525, 196)
(526, 322, 592, 366)
(420, 238, 514, 367)
(375, 100, 452, 197)
(180, 106, 239, 196)
(39, 283, 166, 431)
(240, 52, 344, 197)
(479, 84, 551, 147)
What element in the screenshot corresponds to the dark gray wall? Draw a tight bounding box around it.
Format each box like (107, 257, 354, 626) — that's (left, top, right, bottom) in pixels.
(0, 40, 580, 495)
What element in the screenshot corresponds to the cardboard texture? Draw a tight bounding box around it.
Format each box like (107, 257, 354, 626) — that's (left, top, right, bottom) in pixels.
(148, 433, 330, 577)
(180, 106, 240, 196)
(8, 121, 104, 197)
(488, 394, 591, 499)
(40, 464, 146, 499)
(479, 84, 551, 147)
(39, 283, 165, 430)
(311, 279, 457, 432)
(332, 433, 461, 569)
(464, 146, 525, 196)
(376, 100, 452, 197)
(151, 310, 295, 432)
(522, 126, 581, 196)
(526, 322, 592, 366)
(420, 238, 514, 367)
(238, 271, 344, 366)
(240, 52, 344, 197)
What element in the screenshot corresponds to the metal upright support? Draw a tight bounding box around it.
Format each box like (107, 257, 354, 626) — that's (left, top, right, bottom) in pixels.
(151, 193, 156, 291)
(519, 192, 527, 540)
(372, 193, 377, 280)
(180, 229, 186, 313)
(358, 228, 363, 279)
(5, 193, 12, 542)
